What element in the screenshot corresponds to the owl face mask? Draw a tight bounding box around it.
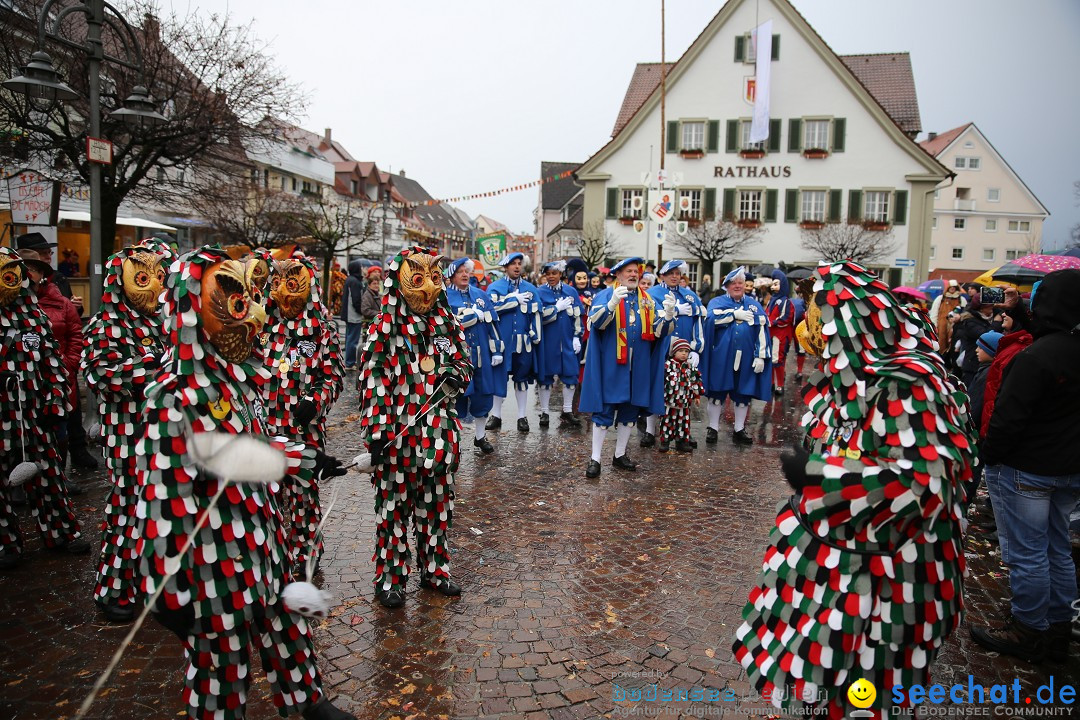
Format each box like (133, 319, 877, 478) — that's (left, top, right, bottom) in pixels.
(0, 255, 24, 308)
(796, 297, 826, 357)
(397, 253, 445, 315)
(202, 259, 268, 363)
(121, 251, 165, 315)
(247, 257, 271, 296)
(270, 259, 311, 320)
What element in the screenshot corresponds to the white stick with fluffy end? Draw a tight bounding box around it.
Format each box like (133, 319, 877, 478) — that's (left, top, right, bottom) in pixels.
(350, 452, 374, 474)
(282, 581, 331, 619)
(6, 461, 41, 487)
(187, 432, 287, 485)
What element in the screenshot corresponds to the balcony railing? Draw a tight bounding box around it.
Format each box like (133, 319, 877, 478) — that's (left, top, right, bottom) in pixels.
(954, 199, 976, 211)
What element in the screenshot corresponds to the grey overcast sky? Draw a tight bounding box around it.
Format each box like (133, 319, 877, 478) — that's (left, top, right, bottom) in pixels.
(168, 0, 1080, 247)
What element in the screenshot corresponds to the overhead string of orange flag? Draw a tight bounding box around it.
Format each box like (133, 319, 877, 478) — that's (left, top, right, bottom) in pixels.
(406, 169, 576, 208)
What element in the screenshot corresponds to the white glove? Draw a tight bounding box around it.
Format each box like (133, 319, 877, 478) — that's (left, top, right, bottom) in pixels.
(662, 295, 677, 320)
(573, 337, 581, 354)
(555, 296, 574, 313)
(676, 302, 693, 317)
(491, 354, 503, 367)
(688, 351, 700, 369)
(733, 308, 754, 323)
(607, 285, 630, 311)
(752, 357, 765, 373)
(518, 291, 533, 303)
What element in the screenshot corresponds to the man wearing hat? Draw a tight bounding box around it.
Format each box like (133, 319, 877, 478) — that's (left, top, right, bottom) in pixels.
(644, 259, 706, 447)
(930, 279, 967, 367)
(579, 257, 677, 477)
(702, 267, 772, 445)
(15, 232, 76, 305)
(536, 260, 584, 429)
(485, 253, 542, 432)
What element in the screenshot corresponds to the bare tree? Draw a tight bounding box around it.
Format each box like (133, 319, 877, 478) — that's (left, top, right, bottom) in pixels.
(298, 194, 379, 290)
(0, 0, 305, 258)
(670, 218, 764, 276)
(190, 178, 308, 249)
(799, 221, 897, 264)
(578, 220, 624, 269)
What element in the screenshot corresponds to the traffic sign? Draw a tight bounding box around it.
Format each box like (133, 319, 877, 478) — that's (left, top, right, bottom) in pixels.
(894, 258, 916, 268)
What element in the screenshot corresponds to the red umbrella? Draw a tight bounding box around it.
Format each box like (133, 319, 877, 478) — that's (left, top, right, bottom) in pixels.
(1010, 254, 1080, 273)
(892, 285, 928, 301)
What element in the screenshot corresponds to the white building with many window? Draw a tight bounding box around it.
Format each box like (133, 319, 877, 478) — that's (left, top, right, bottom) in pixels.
(920, 123, 1049, 282)
(576, 0, 950, 284)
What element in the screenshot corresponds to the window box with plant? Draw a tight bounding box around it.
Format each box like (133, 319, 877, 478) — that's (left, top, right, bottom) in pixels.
(739, 148, 766, 159)
(679, 148, 705, 159)
(618, 216, 638, 225)
(802, 148, 829, 159)
(798, 220, 825, 230)
(862, 220, 890, 232)
(737, 218, 762, 229)
(678, 212, 702, 227)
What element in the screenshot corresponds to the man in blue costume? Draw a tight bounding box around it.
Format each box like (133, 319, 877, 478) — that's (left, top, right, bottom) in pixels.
(536, 260, 584, 429)
(485, 253, 542, 432)
(644, 259, 706, 447)
(702, 266, 772, 446)
(580, 257, 676, 478)
(445, 257, 504, 454)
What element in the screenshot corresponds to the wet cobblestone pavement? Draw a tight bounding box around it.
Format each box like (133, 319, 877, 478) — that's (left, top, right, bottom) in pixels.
(1, 362, 1078, 719)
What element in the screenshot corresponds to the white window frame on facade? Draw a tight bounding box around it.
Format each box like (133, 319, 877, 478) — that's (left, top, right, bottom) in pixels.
(681, 120, 705, 151)
(988, 188, 1000, 202)
(738, 188, 764, 221)
(954, 218, 966, 231)
(955, 156, 981, 170)
(954, 157, 965, 169)
(932, 216, 938, 230)
(951, 247, 964, 260)
(1008, 220, 1031, 233)
(863, 190, 891, 223)
(739, 119, 764, 151)
(985, 219, 997, 232)
(621, 188, 645, 219)
(678, 188, 704, 219)
(1005, 249, 1021, 261)
(802, 118, 830, 152)
(934, 188, 941, 199)
(983, 248, 995, 262)
(744, 32, 757, 63)
(800, 188, 827, 222)
(930, 246, 936, 260)
(685, 262, 700, 286)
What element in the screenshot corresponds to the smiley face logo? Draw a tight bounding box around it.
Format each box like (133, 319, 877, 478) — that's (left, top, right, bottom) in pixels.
(847, 678, 876, 709)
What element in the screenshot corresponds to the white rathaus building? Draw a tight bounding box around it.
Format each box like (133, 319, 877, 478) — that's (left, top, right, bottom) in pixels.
(576, 0, 950, 286)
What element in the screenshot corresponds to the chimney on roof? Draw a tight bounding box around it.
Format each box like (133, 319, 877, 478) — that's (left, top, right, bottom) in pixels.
(928, 132, 937, 141)
(400, 169, 406, 178)
(323, 128, 332, 144)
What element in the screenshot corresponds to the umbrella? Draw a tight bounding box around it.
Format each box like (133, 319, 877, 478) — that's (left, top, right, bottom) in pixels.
(751, 263, 776, 278)
(972, 268, 1025, 290)
(1009, 253, 1080, 273)
(785, 266, 813, 281)
(1044, 247, 1080, 258)
(916, 278, 944, 300)
(892, 285, 928, 301)
(978, 262, 1059, 286)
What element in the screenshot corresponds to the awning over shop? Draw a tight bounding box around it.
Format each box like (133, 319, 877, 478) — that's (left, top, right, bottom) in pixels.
(57, 210, 177, 232)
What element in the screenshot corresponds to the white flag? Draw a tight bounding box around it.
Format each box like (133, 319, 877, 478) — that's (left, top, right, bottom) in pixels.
(749, 20, 772, 144)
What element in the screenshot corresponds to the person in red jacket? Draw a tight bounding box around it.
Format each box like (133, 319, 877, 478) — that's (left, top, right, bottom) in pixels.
(24, 259, 83, 415)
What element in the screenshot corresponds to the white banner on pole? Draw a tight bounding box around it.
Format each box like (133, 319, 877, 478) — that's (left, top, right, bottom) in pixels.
(749, 20, 772, 144)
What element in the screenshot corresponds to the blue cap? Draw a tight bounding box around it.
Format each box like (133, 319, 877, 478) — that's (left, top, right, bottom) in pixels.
(659, 259, 689, 276)
(445, 257, 474, 276)
(977, 331, 1003, 357)
(541, 259, 566, 274)
(498, 252, 524, 267)
(723, 266, 747, 286)
(611, 257, 644, 274)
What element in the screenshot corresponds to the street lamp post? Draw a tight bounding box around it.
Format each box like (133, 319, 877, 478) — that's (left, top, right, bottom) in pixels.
(3, 0, 167, 311)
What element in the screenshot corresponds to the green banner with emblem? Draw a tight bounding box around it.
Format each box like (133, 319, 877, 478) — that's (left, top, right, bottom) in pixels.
(476, 232, 506, 272)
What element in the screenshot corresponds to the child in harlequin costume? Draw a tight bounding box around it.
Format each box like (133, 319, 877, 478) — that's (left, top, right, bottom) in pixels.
(658, 338, 702, 453)
(135, 246, 353, 720)
(702, 266, 772, 446)
(260, 255, 345, 578)
(445, 257, 504, 454)
(579, 257, 676, 478)
(766, 268, 796, 396)
(645, 259, 706, 448)
(732, 261, 975, 719)
(0, 247, 89, 569)
(535, 260, 584, 430)
(484, 252, 541, 433)
(357, 247, 472, 609)
(81, 242, 173, 621)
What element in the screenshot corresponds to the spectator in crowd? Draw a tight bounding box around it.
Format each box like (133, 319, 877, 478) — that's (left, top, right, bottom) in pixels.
(361, 270, 382, 324)
(341, 259, 367, 370)
(639, 272, 656, 291)
(589, 274, 602, 291)
(952, 295, 995, 387)
(972, 269, 1080, 664)
(58, 250, 80, 278)
(931, 279, 966, 367)
(698, 273, 713, 302)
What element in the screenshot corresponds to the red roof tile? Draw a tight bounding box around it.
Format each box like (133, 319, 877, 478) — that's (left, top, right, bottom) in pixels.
(612, 63, 673, 137)
(839, 53, 921, 136)
(918, 123, 971, 157)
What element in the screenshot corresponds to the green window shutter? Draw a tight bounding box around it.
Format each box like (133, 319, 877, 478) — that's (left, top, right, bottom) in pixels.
(722, 189, 736, 220)
(666, 120, 680, 153)
(704, 188, 717, 220)
(893, 190, 908, 226)
(725, 119, 739, 153)
(764, 189, 778, 223)
(848, 190, 863, 222)
(767, 119, 782, 153)
(832, 118, 846, 152)
(771, 34, 780, 61)
(706, 120, 720, 153)
(784, 189, 799, 223)
(788, 119, 802, 153)
(734, 35, 745, 62)
(606, 188, 619, 219)
(828, 189, 842, 222)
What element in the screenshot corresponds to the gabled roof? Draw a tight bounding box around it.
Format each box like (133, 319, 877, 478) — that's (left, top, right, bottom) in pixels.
(390, 172, 471, 236)
(918, 123, 971, 158)
(540, 161, 583, 210)
(475, 214, 509, 232)
(547, 206, 583, 237)
(612, 64, 673, 137)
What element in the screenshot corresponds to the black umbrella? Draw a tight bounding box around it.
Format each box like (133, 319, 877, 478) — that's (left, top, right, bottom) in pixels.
(785, 266, 813, 281)
(751, 263, 776, 277)
(984, 262, 1050, 285)
(1046, 247, 1080, 258)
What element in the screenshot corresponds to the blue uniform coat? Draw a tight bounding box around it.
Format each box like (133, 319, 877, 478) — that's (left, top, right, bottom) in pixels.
(648, 282, 706, 361)
(446, 284, 504, 398)
(486, 276, 542, 391)
(536, 281, 583, 386)
(702, 293, 773, 401)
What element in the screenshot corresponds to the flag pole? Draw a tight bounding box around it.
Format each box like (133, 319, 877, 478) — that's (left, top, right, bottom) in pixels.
(657, 0, 666, 269)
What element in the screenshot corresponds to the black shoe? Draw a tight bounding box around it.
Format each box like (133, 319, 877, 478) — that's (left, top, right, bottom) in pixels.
(657, 440, 670, 453)
(538, 413, 550, 428)
(376, 587, 406, 609)
(559, 411, 581, 428)
(773, 386, 784, 396)
(50, 537, 91, 554)
(0, 550, 19, 570)
(303, 698, 358, 720)
(688, 439, 698, 448)
(517, 418, 529, 432)
(675, 440, 693, 453)
(733, 429, 753, 446)
(96, 599, 136, 623)
(485, 416, 502, 431)
(1047, 621, 1073, 663)
(585, 460, 601, 478)
(639, 432, 656, 448)
(473, 437, 495, 454)
(419, 575, 461, 596)
(705, 428, 718, 445)
(70, 446, 99, 470)
(971, 615, 1045, 663)
(612, 454, 637, 471)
